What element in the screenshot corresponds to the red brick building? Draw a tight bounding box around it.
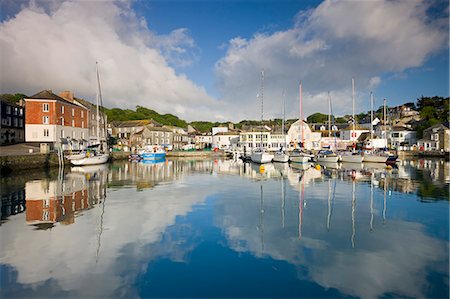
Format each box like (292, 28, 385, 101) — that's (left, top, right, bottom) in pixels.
(24, 90, 90, 150)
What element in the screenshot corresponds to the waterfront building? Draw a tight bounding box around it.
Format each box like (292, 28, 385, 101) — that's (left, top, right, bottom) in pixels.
(194, 133, 212, 149)
(164, 126, 189, 150)
(239, 128, 271, 150)
(212, 131, 239, 150)
(287, 120, 321, 150)
(129, 126, 173, 149)
(390, 126, 417, 149)
(340, 125, 369, 144)
(0, 100, 25, 145)
(417, 122, 450, 152)
(109, 120, 159, 151)
(24, 90, 89, 151)
(212, 126, 228, 136)
(59, 91, 107, 148)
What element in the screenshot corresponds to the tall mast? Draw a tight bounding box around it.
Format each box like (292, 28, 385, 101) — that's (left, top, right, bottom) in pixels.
(370, 92, 374, 144)
(260, 69, 264, 149)
(352, 78, 355, 145)
(282, 89, 286, 149)
(328, 92, 331, 139)
(96, 62, 100, 142)
(383, 98, 387, 149)
(300, 81, 304, 147)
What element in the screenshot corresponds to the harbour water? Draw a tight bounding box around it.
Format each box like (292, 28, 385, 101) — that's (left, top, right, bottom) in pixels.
(1, 158, 449, 298)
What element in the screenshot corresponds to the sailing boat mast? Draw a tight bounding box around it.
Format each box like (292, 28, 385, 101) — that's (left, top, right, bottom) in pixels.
(300, 81, 304, 147)
(352, 78, 355, 147)
(328, 92, 331, 139)
(282, 90, 286, 150)
(383, 98, 387, 149)
(260, 69, 264, 150)
(370, 92, 374, 144)
(96, 62, 101, 144)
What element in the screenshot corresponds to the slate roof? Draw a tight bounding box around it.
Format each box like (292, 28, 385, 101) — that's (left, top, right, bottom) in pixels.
(28, 90, 74, 105)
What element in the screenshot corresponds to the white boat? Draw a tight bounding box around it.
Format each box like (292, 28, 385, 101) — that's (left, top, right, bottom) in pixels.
(70, 152, 109, 165)
(316, 150, 340, 163)
(289, 149, 312, 163)
(273, 150, 289, 163)
(340, 152, 364, 163)
(251, 148, 274, 164)
(363, 151, 389, 163)
(341, 79, 364, 163)
(141, 145, 166, 160)
(70, 62, 109, 166)
(251, 69, 273, 164)
(66, 152, 86, 160)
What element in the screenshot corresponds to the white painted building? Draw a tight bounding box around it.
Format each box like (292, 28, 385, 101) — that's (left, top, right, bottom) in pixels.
(287, 120, 321, 150)
(212, 132, 239, 150)
(390, 127, 417, 147)
(212, 127, 228, 136)
(340, 125, 370, 142)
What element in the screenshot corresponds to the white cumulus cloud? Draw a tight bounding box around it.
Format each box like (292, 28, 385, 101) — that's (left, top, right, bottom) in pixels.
(215, 0, 448, 121)
(0, 0, 225, 121)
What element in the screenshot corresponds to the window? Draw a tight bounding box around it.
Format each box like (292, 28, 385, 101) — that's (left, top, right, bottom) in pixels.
(44, 129, 49, 137)
(43, 116, 49, 124)
(81, 111, 84, 118)
(61, 117, 64, 125)
(72, 108, 75, 116)
(6, 106, 11, 114)
(13, 107, 18, 115)
(43, 103, 49, 112)
(13, 118, 18, 127)
(61, 130, 64, 138)
(92, 114, 94, 120)
(61, 106, 64, 114)
(19, 108, 23, 116)
(72, 119, 75, 127)
(81, 121, 84, 128)
(82, 132, 85, 139)
(19, 119, 23, 128)
(72, 131, 76, 138)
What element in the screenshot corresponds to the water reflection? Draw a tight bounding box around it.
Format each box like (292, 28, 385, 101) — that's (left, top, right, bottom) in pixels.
(0, 158, 448, 298)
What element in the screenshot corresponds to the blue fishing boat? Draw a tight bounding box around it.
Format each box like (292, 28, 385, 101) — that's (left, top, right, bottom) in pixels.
(141, 145, 166, 160)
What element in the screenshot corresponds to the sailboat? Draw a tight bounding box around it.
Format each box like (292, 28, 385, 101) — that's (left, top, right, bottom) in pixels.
(71, 62, 109, 166)
(290, 81, 313, 163)
(251, 69, 274, 164)
(363, 96, 389, 163)
(341, 78, 364, 163)
(273, 90, 289, 163)
(316, 92, 340, 163)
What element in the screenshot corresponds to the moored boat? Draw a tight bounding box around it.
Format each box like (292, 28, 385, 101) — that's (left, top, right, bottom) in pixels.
(141, 145, 166, 160)
(250, 148, 274, 164)
(316, 150, 340, 163)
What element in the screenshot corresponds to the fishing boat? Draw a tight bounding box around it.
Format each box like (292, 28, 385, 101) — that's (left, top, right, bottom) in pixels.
(141, 145, 166, 160)
(70, 62, 109, 166)
(251, 69, 274, 164)
(341, 78, 364, 163)
(289, 81, 312, 164)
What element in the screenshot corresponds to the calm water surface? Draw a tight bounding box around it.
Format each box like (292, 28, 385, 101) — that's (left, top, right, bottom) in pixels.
(1, 158, 449, 298)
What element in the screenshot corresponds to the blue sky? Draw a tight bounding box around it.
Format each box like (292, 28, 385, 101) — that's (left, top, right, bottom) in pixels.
(0, 0, 448, 121)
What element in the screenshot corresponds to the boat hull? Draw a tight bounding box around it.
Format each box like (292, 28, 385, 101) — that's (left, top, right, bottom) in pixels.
(316, 155, 340, 163)
(273, 153, 289, 163)
(363, 154, 388, 163)
(251, 152, 274, 164)
(290, 155, 310, 163)
(70, 154, 109, 166)
(341, 154, 364, 163)
(141, 152, 166, 160)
